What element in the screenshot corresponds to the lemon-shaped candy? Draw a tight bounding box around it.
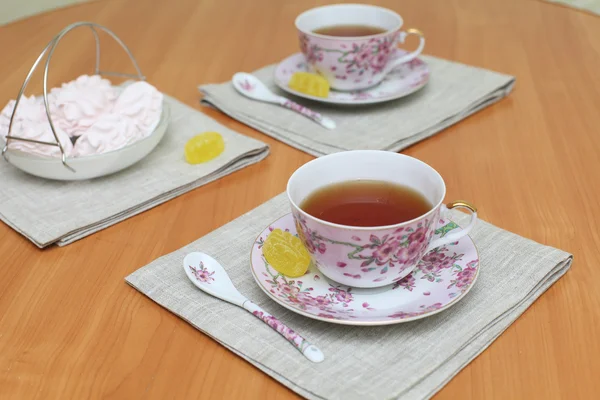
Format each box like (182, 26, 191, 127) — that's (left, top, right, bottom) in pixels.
(288, 72, 330, 98)
(263, 229, 311, 277)
(184, 132, 225, 164)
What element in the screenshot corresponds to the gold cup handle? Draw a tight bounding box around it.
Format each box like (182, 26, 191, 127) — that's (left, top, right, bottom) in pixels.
(447, 201, 478, 213)
(426, 200, 478, 252)
(387, 28, 426, 71)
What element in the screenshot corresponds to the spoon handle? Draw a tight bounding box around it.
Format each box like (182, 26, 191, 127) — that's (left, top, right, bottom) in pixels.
(278, 98, 336, 130)
(243, 300, 325, 363)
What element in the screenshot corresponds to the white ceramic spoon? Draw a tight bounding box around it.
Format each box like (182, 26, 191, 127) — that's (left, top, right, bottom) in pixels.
(231, 72, 336, 130)
(183, 251, 325, 363)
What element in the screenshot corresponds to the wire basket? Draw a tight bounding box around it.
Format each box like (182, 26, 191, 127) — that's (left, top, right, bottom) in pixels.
(1, 21, 147, 173)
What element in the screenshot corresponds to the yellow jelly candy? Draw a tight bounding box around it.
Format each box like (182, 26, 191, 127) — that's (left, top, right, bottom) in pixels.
(184, 132, 225, 164)
(288, 72, 330, 98)
(263, 229, 311, 277)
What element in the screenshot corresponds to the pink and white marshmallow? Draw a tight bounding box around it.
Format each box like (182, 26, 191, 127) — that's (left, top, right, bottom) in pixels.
(48, 74, 117, 138)
(113, 81, 163, 136)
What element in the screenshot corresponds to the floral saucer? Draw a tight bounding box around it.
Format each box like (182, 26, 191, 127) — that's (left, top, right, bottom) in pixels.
(273, 51, 430, 105)
(250, 213, 479, 326)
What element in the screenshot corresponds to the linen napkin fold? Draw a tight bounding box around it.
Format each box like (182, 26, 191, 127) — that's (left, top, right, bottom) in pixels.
(544, 0, 600, 15)
(0, 94, 269, 248)
(199, 56, 515, 157)
(126, 193, 572, 400)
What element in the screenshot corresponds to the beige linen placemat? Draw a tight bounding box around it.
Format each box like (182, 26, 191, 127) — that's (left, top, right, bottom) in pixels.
(0, 94, 269, 247)
(544, 0, 600, 15)
(200, 56, 515, 157)
(126, 193, 571, 400)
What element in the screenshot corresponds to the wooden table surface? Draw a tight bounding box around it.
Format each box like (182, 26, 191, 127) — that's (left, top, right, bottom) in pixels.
(1, 0, 599, 398)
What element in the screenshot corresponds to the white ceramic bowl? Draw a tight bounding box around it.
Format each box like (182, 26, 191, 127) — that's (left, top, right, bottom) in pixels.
(1, 103, 169, 181)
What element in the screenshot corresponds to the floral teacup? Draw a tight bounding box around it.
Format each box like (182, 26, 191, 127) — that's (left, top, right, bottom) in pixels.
(295, 4, 425, 91)
(286, 150, 477, 288)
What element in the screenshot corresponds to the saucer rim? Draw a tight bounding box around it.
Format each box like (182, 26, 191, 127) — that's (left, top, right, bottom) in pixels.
(273, 52, 430, 105)
(249, 212, 480, 326)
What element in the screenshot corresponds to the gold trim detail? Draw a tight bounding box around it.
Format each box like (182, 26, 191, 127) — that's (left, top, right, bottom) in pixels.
(406, 28, 424, 37)
(446, 200, 477, 213)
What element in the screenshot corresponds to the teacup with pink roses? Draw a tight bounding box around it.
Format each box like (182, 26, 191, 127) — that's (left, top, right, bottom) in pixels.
(286, 150, 477, 288)
(295, 4, 426, 91)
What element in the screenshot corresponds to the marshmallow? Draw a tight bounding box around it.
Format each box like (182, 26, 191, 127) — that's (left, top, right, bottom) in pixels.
(0, 96, 47, 132)
(72, 113, 141, 156)
(1, 76, 163, 158)
(113, 81, 163, 136)
(49, 74, 117, 138)
(0, 96, 73, 157)
(2, 119, 73, 157)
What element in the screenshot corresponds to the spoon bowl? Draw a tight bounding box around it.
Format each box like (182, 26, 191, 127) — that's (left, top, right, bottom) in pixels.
(231, 72, 336, 130)
(232, 73, 280, 103)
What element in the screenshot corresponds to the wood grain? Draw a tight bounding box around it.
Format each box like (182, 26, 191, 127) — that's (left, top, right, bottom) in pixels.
(0, 0, 599, 398)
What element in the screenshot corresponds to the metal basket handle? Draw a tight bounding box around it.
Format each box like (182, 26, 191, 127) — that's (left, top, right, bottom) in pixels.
(2, 22, 146, 172)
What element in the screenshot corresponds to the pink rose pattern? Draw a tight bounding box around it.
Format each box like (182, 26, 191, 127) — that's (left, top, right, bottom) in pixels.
(240, 79, 255, 92)
(344, 36, 395, 74)
(300, 34, 324, 64)
(262, 260, 358, 319)
(448, 259, 479, 290)
(251, 310, 309, 352)
(295, 216, 327, 255)
(188, 261, 215, 284)
(393, 272, 416, 291)
(298, 32, 397, 81)
(281, 100, 327, 125)
(276, 52, 428, 103)
(294, 212, 435, 281)
(256, 220, 479, 321)
(416, 247, 464, 283)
